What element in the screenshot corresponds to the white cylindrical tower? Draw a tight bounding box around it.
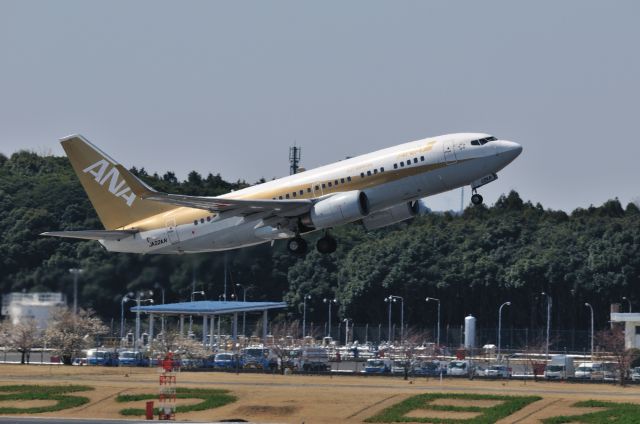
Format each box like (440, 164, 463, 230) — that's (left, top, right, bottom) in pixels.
(464, 315, 476, 349)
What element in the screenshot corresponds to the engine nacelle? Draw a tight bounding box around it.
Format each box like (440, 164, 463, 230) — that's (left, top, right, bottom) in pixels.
(361, 201, 420, 231)
(303, 190, 370, 229)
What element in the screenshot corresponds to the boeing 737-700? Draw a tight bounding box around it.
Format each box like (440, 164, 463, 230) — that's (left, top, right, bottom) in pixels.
(42, 133, 522, 255)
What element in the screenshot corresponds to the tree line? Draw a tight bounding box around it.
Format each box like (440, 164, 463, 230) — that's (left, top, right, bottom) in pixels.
(0, 150, 638, 337)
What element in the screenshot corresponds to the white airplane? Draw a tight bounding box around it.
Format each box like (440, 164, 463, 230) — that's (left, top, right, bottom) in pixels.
(42, 133, 522, 255)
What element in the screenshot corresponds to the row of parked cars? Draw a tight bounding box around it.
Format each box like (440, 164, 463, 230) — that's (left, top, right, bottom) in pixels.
(362, 358, 513, 378)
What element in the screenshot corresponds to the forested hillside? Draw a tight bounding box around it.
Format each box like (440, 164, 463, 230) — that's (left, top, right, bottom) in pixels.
(0, 150, 638, 332)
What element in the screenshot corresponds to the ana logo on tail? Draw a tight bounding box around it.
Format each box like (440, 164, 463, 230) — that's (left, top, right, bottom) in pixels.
(83, 160, 136, 207)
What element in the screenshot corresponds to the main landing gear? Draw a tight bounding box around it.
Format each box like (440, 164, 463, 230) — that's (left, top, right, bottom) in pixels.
(471, 190, 483, 205)
(287, 237, 308, 256)
(316, 233, 337, 254)
(286, 233, 337, 255)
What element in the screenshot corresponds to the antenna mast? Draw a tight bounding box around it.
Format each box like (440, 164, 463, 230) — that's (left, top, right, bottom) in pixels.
(289, 144, 301, 175)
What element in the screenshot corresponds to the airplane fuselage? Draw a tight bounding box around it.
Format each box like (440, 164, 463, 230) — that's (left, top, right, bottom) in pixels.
(99, 133, 522, 254)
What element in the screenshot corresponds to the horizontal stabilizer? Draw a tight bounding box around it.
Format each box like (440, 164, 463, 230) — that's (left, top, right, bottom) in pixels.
(41, 229, 138, 241)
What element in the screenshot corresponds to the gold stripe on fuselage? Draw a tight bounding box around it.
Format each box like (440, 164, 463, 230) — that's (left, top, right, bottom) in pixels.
(122, 141, 458, 232)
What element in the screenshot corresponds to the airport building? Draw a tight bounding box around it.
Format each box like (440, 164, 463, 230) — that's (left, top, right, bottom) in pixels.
(1, 292, 67, 330)
(610, 312, 640, 349)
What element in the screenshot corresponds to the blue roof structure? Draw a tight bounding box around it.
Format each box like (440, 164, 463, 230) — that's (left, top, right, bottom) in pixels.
(130, 300, 287, 315)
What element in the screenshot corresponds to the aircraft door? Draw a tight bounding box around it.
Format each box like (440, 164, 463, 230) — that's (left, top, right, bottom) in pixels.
(312, 182, 324, 198)
(443, 140, 457, 165)
(165, 218, 180, 245)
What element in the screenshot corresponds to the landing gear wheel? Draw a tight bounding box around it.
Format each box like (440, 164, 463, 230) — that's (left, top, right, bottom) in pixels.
(471, 193, 483, 205)
(316, 235, 337, 254)
(287, 237, 308, 255)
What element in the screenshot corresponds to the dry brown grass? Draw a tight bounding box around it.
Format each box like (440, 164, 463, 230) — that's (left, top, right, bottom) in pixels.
(0, 364, 638, 423)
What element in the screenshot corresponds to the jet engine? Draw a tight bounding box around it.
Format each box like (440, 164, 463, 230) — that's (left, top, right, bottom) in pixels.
(302, 190, 370, 229)
(361, 200, 424, 230)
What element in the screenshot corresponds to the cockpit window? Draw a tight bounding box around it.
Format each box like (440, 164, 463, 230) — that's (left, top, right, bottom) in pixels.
(471, 136, 497, 146)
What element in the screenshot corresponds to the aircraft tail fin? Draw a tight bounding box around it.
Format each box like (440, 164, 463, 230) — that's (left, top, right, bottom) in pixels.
(60, 135, 175, 230)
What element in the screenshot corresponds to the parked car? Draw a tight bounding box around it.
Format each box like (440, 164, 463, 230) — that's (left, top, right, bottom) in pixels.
(364, 358, 392, 374)
(448, 360, 473, 376)
(210, 352, 239, 369)
(241, 346, 278, 370)
(484, 365, 512, 378)
(118, 350, 150, 367)
(86, 349, 118, 366)
(283, 347, 330, 372)
(630, 367, 640, 382)
(413, 360, 447, 376)
(391, 359, 410, 375)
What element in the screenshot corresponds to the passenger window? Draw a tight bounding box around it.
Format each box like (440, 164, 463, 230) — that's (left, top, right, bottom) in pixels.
(322, 183, 326, 188)
(420, 156, 424, 161)
(286, 194, 290, 199)
(373, 169, 378, 174)
(360, 172, 365, 178)
(307, 187, 312, 193)
(347, 176, 352, 181)
(367, 170, 371, 176)
(299, 190, 303, 195)
(206, 216, 211, 222)
(194, 220, 198, 225)
(279, 196, 283, 199)
(328, 182, 332, 187)
(200, 218, 205, 224)
(334, 180, 338, 185)
(315, 185, 320, 190)
(413, 158, 418, 163)
(340, 178, 345, 183)
(394, 163, 398, 169)
(380, 167, 384, 172)
(400, 162, 404, 167)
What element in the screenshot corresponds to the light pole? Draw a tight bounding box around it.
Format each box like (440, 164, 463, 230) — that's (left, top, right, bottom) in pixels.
(497, 301, 511, 359)
(189, 290, 205, 334)
(154, 283, 166, 336)
(388, 295, 404, 344)
(236, 283, 251, 337)
(302, 294, 312, 338)
(134, 291, 154, 349)
(425, 297, 441, 347)
(622, 297, 632, 313)
(69, 268, 84, 315)
(323, 298, 337, 338)
(585, 302, 594, 360)
(343, 318, 352, 346)
(384, 296, 392, 343)
(542, 292, 552, 360)
(120, 292, 134, 340)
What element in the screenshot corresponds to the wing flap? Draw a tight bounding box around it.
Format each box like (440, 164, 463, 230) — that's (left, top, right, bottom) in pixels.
(41, 229, 137, 241)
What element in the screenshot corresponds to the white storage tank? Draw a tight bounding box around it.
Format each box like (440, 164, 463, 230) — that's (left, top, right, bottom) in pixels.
(464, 315, 476, 349)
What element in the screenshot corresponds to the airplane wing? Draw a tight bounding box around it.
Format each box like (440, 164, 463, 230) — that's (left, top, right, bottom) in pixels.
(115, 165, 313, 218)
(41, 229, 138, 241)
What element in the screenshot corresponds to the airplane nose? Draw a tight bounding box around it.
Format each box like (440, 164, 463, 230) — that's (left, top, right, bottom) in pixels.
(500, 140, 523, 161)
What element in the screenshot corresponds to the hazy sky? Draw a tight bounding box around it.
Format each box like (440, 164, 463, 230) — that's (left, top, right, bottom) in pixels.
(1, 1, 638, 211)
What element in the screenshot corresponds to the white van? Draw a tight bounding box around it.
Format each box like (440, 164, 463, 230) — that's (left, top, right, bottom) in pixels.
(575, 362, 594, 379)
(544, 355, 575, 379)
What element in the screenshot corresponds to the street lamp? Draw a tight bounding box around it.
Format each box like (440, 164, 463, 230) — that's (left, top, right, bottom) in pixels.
(384, 296, 393, 343)
(120, 292, 134, 340)
(343, 318, 352, 346)
(425, 297, 441, 347)
(497, 301, 511, 359)
(323, 298, 337, 338)
(388, 296, 404, 344)
(302, 294, 312, 338)
(236, 283, 252, 337)
(541, 292, 552, 360)
(154, 283, 166, 336)
(69, 268, 84, 315)
(134, 290, 154, 349)
(189, 290, 205, 334)
(585, 302, 594, 360)
(622, 297, 632, 313)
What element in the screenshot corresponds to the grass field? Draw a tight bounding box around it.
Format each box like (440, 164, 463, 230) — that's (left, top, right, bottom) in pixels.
(116, 387, 236, 415)
(0, 365, 638, 422)
(0, 384, 93, 414)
